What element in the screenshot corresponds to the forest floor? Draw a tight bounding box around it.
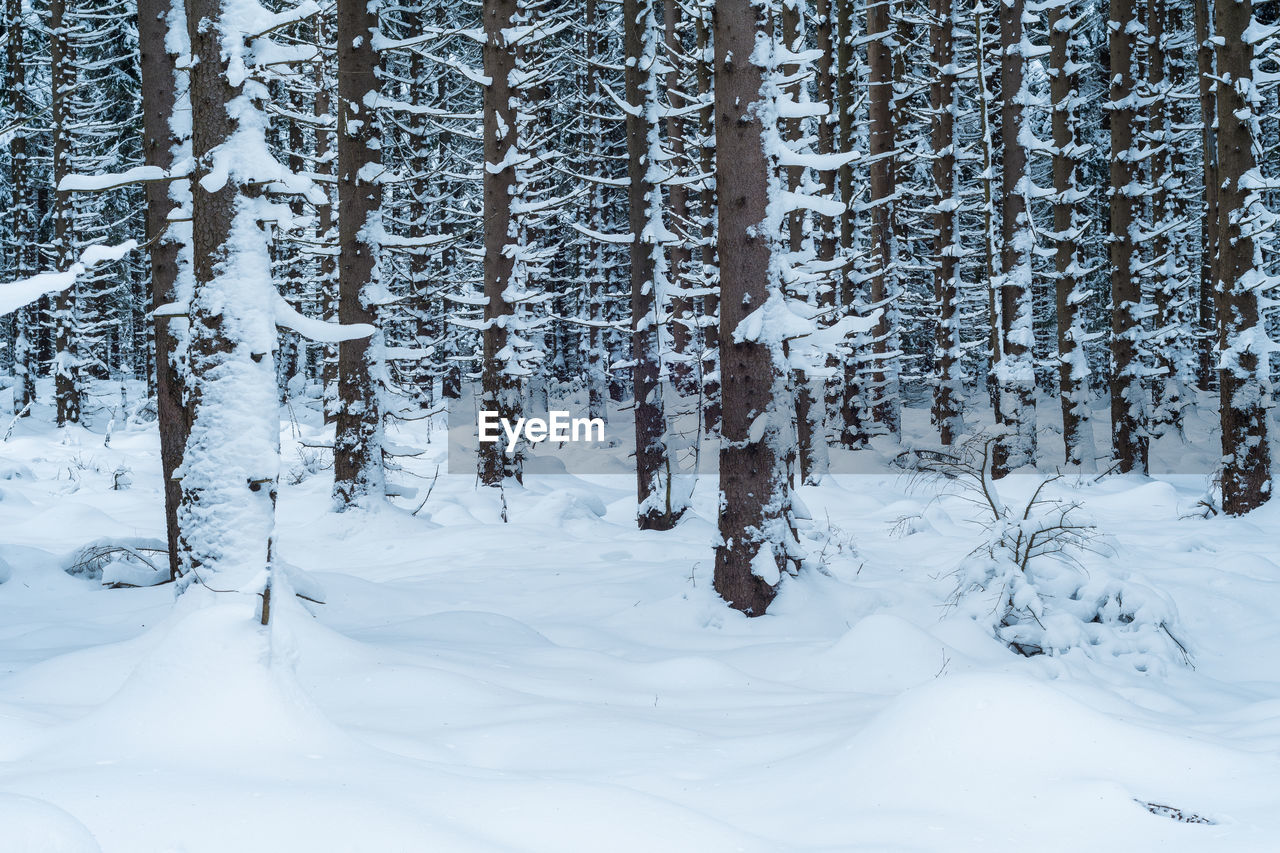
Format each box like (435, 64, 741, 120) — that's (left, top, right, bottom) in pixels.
(0, 381, 1278, 851)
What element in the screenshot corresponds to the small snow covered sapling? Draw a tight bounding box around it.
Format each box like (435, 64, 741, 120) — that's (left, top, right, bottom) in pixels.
(897, 434, 1189, 668)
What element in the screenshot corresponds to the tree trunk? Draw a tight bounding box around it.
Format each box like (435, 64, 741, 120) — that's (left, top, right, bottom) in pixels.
(180, 0, 280, 620)
(992, 0, 1037, 478)
(836, 0, 867, 448)
(584, 0, 609, 423)
(784, 1, 823, 485)
(1049, 0, 1094, 469)
(479, 0, 522, 486)
(314, 14, 339, 422)
(5, 0, 36, 413)
(51, 0, 80, 426)
(713, 0, 795, 616)
(138, 0, 191, 579)
(1194, 0, 1218, 392)
(333, 0, 385, 508)
(1108, 0, 1149, 474)
(1215, 0, 1271, 514)
(695, 0, 720, 435)
(626, 0, 682, 529)
(929, 0, 962, 445)
(974, 5, 1001, 418)
(866, 0, 899, 437)
(665, 0, 695, 397)
(815, 0, 841, 456)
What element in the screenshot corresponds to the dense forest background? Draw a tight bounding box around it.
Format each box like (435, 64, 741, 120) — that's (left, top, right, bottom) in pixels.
(1, 0, 1279, 616)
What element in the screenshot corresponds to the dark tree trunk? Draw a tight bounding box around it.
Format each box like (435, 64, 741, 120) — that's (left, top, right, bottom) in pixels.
(713, 0, 793, 616)
(479, 0, 522, 486)
(866, 0, 899, 437)
(1108, 0, 1149, 474)
(815, 0, 841, 456)
(5, 0, 36, 412)
(137, 0, 191, 579)
(836, 0, 867, 448)
(333, 0, 385, 507)
(51, 0, 79, 426)
(666, 0, 695, 397)
(783, 2, 822, 485)
(695, 1, 720, 435)
(929, 0, 961, 445)
(584, 0, 609, 422)
(626, 0, 681, 529)
(314, 15, 339, 422)
(1215, 0, 1271, 514)
(992, 0, 1037, 478)
(1049, 1, 1092, 468)
(1195, 1, 1219, 392)
(1147, 0, 1183, 435)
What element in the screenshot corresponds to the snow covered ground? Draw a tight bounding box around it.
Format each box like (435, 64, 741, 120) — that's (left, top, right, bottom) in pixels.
(1, 383, 1279, 851)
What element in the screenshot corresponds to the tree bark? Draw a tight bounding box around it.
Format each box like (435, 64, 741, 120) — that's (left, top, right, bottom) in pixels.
(51, 0, 80, 426)
(333, 0, 385, 507)
(1108, 0, 1149, 474)
(626, 0, 682, 529)
(836, 0, 867, 447)
(713, 0, 794, 616)
(866, 0, 899, 437)
(180, 0, 279, 618)
(665, 0, 696, 397)
(1049, 0, 1094, 469)
(583, 0, 609, 423)
(137, 0, 191, 579)
(929, 0, 961, 445)
(1194, 0, 1219, 392)
(479, 0, 522, 486)
(5, 0, 36, 412)
(695, 0, 720, 435)
(1215, 0, 1271, 514)
(992, 0, 1037, 478)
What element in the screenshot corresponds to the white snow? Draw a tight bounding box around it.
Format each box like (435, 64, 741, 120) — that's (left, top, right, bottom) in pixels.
(0, 383, 1277, 850)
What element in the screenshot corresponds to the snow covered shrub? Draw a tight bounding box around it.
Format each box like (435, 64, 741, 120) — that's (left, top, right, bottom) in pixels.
(64, 538, 169, 587)
(897, 434, 1189, 669)
(287, 446, 328, 485)
(112, 464, 132, 490)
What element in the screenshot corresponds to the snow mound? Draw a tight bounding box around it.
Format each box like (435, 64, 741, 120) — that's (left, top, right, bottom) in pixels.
(525, 488, 607, 524)
(41, 600, 355, 767)
(0, 794, 102, 853)
(804, 613, 951, 693)
(798, 673, 1272, 849)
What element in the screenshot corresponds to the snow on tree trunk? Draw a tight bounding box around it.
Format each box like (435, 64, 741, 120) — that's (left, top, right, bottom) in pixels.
(178, 0, 286, 622)
(866, 0, 900, 439)
(694, 0, 720, 436)
(1144, 0, 1191, 438)
(626, 0, 684, 530)
(929, 0, 964, 446)
(1107, 0, 1150, 475)
(664, 0, 696, 399)
(583, 0, 610, 424)
(992, 0, 1037, 479)
(51, 0, 81, 427)
(1048, 0, 1095, 470)
(138, 0, 193, 579)
(836, 0, 868, 449)
(479, 0, 523, 487)
(713, 0, 804, 616)
(1214, 0, 1273, 515)
(333, 0, 386, 509)
(1194, 1, 1219, 393)
(5, 0, 36, 414)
